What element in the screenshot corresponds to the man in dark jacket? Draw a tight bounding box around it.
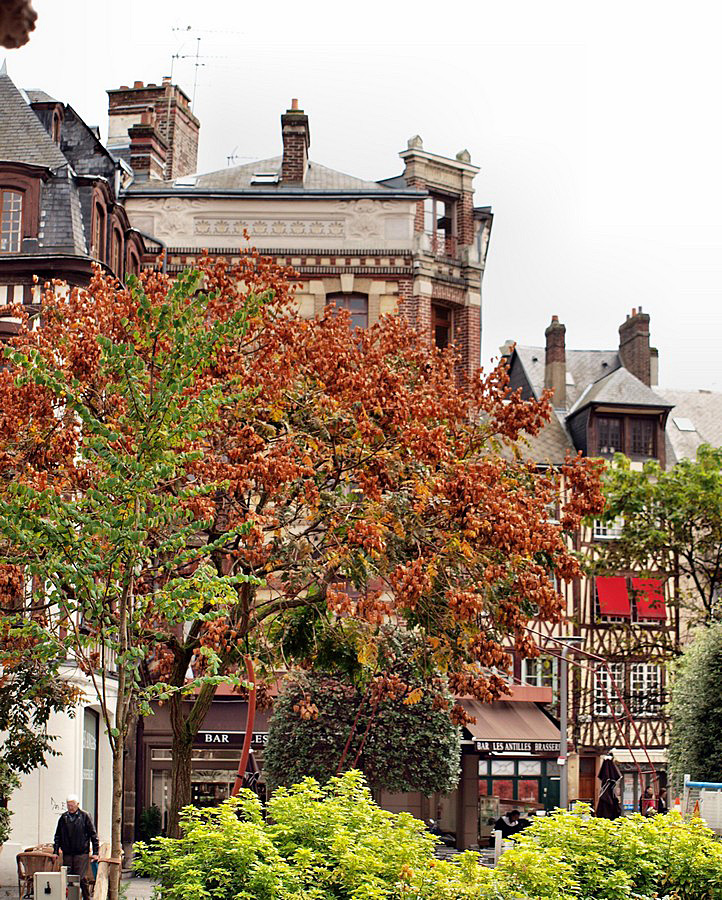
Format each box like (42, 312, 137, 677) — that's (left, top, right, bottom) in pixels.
(53, 794, 99, 900)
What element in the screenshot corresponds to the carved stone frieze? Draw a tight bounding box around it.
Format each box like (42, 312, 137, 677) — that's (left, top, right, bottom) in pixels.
(193, 217, 346, 238)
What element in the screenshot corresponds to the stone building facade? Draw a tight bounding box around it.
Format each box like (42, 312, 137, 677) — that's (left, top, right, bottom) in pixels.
(108, 83, 493, 380)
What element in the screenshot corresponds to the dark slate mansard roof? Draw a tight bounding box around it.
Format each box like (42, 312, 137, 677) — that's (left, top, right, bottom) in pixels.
(506, 343, 718, 468)
(0, 63, 134, 262)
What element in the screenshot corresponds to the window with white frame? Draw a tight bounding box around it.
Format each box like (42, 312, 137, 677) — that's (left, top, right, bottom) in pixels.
(593, 517, 624, 540)
(593, 662, 624, 717)
(521, 655, 559, 694)
(629, 663, 663, 717)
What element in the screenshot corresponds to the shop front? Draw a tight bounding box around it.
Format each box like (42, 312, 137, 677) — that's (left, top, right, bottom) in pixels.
(134, 698, 269, 834)
(459, 693, 562, 845)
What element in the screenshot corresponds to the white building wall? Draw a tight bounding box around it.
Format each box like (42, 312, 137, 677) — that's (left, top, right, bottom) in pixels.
(0, 671, 116, 887)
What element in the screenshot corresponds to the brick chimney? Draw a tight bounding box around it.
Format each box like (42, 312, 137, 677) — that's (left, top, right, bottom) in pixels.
(128, 109, 168, 181)
(107, 79, 200, 180)
(280, 99, 310, 185)
(544, 315, 566, 408)
(619, 306, 651, 386)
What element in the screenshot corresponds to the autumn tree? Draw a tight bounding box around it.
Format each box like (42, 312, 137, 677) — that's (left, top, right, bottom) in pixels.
(594, 446, 722, 625)
(0, 252, 604, 847)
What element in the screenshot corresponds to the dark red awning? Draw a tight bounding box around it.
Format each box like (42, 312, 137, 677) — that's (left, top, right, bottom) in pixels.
(632, 577, 666, 619)
(597, 576, 631, 617)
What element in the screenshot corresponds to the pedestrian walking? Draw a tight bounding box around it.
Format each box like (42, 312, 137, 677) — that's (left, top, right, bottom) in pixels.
(53, 794, 99, 900)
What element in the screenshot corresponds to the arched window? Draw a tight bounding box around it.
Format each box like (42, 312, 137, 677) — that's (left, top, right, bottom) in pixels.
(0, 189, 22, 253)
(326, 292, 368, 330)
(91, 202, 105, 260)
(126, 247, 140, 277)
(110, 227, 123, 276)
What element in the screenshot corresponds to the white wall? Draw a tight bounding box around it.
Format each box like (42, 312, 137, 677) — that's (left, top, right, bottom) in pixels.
(0, 671, 117, 887)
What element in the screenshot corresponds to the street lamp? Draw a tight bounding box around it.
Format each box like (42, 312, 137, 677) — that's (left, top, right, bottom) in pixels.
(557, 636, 583, 810)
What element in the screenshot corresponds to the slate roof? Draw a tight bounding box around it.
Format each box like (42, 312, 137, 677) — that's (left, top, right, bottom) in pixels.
(24, 89, 57, 104)
(513, 345, 621, 408)
(0, 71, 67, 169)
(516, 411, 574, 466)
(126, 156, 422, 195)
(662, 389, 722, 462)
(569, 366, 672, 414)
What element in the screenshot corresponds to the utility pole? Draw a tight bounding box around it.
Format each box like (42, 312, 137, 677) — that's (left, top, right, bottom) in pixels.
(558, 635, 583, 810)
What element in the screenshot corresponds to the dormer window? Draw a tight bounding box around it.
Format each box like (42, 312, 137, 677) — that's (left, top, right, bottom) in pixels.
(0, 189, 22, 253)
(630, 418, 655, 458)
(51, 110, 62, 144)
(597, 416, 622, 455)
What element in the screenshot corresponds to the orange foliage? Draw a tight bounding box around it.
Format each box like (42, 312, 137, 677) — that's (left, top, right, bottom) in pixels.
(0, 250, 604, 702)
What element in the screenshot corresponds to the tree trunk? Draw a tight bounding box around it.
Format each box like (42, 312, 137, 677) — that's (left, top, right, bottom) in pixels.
(108, 741, 124, 900)
(166, 681, 218, 837)
(167, 730, 193, 839)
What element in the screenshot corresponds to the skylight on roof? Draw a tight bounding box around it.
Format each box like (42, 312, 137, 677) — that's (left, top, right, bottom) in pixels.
(566, 371, 575, 385)
(251, 172, 279, 184)
(174, 175, 197, 187)
(673, 417, 696, 432)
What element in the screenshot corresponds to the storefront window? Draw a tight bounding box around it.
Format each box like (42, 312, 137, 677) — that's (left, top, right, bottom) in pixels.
(82, 709, 99, 824)
(490, 760, 515, 776)
(480, 759, 561, 812)
(518, 780, 540, 802)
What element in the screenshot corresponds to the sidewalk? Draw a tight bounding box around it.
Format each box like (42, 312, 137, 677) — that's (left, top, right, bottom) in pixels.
(122, 876, 156, 899)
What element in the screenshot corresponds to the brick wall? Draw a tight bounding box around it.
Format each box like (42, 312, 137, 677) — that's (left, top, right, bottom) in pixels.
(457, 191, 474, 247)
(107, 80, 200, 180)
(618, 309, 651, 386)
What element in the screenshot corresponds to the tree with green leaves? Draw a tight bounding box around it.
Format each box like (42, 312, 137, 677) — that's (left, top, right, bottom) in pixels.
(0, 266, 261, 898)
(668, 624, 722, 782)
(594, 445, 722, 624)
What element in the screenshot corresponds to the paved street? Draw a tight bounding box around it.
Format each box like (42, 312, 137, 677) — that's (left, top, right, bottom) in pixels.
(122, 877, 156, 899)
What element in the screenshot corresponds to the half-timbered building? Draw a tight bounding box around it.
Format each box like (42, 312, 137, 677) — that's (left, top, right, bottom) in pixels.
(505, 307, 720, 812)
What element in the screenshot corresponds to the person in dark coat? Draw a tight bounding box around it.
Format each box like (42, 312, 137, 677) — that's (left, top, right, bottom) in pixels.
(53, 794, 99, 900)
(494, 809, 522, 839)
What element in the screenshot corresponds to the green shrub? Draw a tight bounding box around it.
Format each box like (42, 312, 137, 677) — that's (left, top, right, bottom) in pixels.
(138, 804, 163, 842)
(496, 804, 722, 900)
(133, 771, 490, 900)
(264, 671, 460, 795)
(134, 780, 722, 900)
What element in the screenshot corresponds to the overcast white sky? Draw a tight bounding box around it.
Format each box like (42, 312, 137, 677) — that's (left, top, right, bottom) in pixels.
(5, 0, 721, 390)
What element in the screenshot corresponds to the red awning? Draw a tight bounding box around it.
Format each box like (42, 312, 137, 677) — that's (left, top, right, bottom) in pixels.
(632, 578, 666, 619)
(596, 576, 631, 617)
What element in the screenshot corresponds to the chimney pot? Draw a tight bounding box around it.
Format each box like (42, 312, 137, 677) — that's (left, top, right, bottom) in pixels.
(619, 308, 652, 386)
(544, 316, 567, 408)
(280, 102, 310, 184)
(133, 80, 144, 88)
(162, 76, 171, 85)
